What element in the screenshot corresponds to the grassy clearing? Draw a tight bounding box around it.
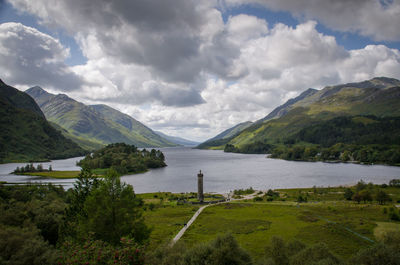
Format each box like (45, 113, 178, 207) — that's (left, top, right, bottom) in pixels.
(180, 201, 394, 260)
(374, 222, 400, 241)
(19, 171, 81, 179)
(143, 204, 199, 250)
(140, 185, 400, 261)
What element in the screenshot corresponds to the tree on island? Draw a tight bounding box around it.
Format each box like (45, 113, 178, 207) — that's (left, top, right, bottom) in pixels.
(77, 143, 166, 175)
(13, 163, 50, 174)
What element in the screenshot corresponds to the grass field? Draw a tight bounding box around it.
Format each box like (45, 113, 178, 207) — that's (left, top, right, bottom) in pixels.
(181, 201, 395, 259)
(140, 185, 400, 262)
(19, 171, 81, 179)
(143, 204, 200, 250)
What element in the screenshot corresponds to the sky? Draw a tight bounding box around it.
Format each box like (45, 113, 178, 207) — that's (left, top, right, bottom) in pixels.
(1, 0, 400, 142)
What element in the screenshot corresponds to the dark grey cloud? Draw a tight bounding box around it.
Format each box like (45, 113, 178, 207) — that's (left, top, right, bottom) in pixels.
(11, 0, 242, 84)
(0, 22, 84, 90)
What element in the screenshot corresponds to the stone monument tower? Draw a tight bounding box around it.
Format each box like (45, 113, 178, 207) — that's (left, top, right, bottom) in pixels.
(197, 170, 204, 202)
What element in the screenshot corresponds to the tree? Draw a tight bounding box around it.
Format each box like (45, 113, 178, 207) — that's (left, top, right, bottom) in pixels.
(359, 190, 373, 203)
(60, 167, 99, 240)
(389, 179, 400, 187)
(352, 192, 362, 204)
(184, 233, 252, 265)
(356, 180, 367, 191)
(344, 188, 354, 200)
(376, 190, 391, 205)
(80, 169, 150, 245)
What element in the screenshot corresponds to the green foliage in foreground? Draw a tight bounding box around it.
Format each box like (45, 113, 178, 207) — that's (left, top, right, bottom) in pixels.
(147, 232, 400, 265)
(1, 178, 400, 264)
(0, 168, 149, 264)
(78, 142, 166, 175)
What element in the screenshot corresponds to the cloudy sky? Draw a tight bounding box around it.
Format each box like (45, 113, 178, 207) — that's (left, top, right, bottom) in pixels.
(1, 0, 400, 141)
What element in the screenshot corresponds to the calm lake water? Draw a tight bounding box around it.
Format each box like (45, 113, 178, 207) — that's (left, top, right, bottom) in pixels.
(1, 147, 400, 193)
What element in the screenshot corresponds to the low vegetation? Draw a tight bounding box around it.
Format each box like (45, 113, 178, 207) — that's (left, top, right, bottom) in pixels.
(1, 175, 399, 264)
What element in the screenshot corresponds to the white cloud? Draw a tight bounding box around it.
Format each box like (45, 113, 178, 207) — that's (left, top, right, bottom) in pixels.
(224, 0, 400, 41)
(3, 1, 400, 141)
(0, 22, 84, 90)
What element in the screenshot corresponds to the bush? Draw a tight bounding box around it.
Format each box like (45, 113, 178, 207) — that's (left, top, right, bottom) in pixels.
(253, 196, 263, 202)
(58, 237, 144, 265)
(0, 225, 58, 265)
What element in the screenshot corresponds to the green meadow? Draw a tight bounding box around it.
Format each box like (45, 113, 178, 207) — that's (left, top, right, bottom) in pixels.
(140, 185, 400, 261)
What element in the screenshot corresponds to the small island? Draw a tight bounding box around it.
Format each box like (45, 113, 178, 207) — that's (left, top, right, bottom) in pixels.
(77, 142, 166, 175)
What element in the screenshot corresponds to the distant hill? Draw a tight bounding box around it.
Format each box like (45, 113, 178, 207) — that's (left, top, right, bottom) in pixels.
(26, 87, 176, 150)
(0, 80, 85, 163)
(199, 77, 400, 164)
(154, 131, 199, 146)
(196, 121, 253, 149)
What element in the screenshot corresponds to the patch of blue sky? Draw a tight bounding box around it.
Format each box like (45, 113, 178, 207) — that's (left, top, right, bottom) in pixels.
(0, 1, 87, 66)
(315, 23, 400, 51)
(220, 3, 297, 28)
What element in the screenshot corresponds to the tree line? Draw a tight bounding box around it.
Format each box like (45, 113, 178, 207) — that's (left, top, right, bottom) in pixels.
(13, 163, 52, 173)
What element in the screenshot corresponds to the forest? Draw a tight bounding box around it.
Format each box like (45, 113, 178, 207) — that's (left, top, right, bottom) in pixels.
(77, 143, 166, 175)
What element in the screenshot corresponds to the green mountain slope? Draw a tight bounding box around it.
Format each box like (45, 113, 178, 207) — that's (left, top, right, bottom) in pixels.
(196, 121, 253, 149)
(0, 80, 85, 163)
(26, 87, 176, 150)
(203, 77, 400, 164)
(197, 87, 320, 150)
(90, 104, 175, 147)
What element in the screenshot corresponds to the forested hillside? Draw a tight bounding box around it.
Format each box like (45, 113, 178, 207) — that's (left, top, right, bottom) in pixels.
(0, 80, 85, 163)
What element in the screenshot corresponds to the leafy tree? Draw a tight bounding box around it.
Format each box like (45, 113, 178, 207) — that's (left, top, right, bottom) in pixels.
(376, 190, 391, 205)
(356, 180, 367, 191)
(389, 179, 400, 187)
(0, 225, 58, 265)
(184, 233, 252, 265)
(79, 169, 150, 245)
(359, 190, 373, 203)
(60, 167, 99, 240)
(352, 192, 362, 204)
(344, 188, 354, 200)
(265, 236, 289, 265)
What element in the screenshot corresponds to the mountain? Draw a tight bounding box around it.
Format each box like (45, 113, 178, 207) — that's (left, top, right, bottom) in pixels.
(154, 131, 199, 146)
(197, 88, 318, 150)
(0, 80, 85, 163)
(26, 87, 176, 150)
(256, 88, 318, 123)
(196, 121, 253, 149)
(199, 77, 400, 164)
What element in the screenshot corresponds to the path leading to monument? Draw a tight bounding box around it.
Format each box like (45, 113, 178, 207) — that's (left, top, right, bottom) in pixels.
(170, 191, 259, 246)
(170, 204, 211, 245)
